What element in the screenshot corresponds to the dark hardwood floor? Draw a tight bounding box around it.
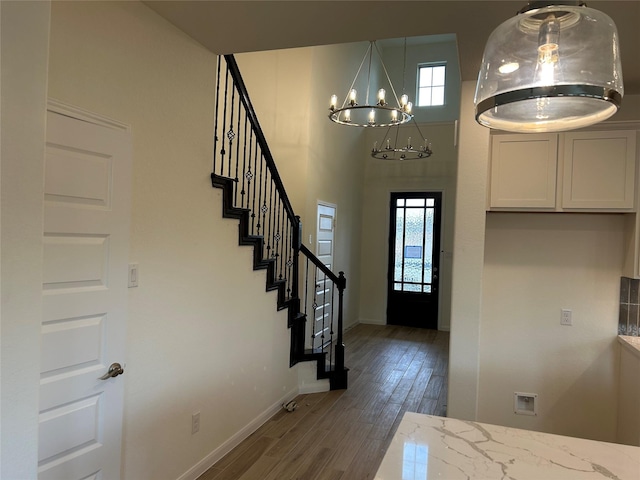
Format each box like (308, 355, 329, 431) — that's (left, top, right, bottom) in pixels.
(198, 323, 449, 480)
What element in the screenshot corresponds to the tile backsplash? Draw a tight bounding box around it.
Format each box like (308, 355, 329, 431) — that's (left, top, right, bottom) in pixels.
(620, 277, 640, 336)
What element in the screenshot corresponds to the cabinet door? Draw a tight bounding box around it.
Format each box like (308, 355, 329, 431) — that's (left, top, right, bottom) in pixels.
(489, 134, 558, 209)
(562, 130, 636, 210)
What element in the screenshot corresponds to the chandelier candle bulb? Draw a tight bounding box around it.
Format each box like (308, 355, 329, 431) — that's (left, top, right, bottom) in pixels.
(368, 109, 376, 125)
(349, 89, 357, 106)
(344, 109, 351, 122)
(330, 94, 338, 111)
(391, 109, 398, 122)
(377, 88, 386, 106)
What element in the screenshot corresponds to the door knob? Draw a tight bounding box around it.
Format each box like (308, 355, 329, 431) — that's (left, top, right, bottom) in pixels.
(99, 362, 124, 380)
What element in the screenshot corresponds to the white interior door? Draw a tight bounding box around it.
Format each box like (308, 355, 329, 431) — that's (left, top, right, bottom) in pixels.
(39, 105, 132, 480)
(313, 203, 336, 347)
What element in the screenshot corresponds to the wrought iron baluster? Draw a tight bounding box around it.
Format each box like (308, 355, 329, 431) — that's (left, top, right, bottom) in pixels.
(220, 63, 230, 177)
(256, 152, 264, 235)
(251, 138, 258, 234)
(227, 84, 236, 178)
(329, 283, 336, 369)
(276, 197, 283, 279)
(213, 56, 222, 174)
(240, 115, 249, 209)
(233, 94, 242, 204)
(286, 221, 292, 298)
(311, 264, 319, 350)
(321, 273, 327, 349)
(265, 177, 273, 259)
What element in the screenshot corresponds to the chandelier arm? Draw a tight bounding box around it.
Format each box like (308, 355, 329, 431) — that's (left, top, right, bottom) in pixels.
(411, 118, 429, 146)
(366, 41, 373, 105)
(341, 43, 372, 108)
(374, 42, 403, 106)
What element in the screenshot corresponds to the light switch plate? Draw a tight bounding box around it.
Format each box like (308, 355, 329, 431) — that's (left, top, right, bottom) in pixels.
(128, 263, 139, 288)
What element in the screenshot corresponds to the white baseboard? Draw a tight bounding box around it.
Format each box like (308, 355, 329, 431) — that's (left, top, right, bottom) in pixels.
(176, 386, 298, 480)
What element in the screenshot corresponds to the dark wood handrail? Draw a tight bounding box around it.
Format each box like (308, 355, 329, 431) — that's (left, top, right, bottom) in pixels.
(299, 244, 345, 290)
(223, 54, 296, 223)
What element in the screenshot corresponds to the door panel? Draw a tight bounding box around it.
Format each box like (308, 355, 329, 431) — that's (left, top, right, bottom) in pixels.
(39, 108, 131, 480)
(387, 192, 441, 329)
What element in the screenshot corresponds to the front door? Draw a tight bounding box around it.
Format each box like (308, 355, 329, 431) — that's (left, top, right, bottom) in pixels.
(387, 192, 442, 329)
(38, 105, 132, 480)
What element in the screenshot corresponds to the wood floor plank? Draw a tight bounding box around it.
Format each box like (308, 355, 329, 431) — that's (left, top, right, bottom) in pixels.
(197, 325, 449, 480)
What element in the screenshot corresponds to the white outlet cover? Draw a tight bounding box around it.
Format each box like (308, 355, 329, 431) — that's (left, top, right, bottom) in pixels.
(514, 392, 538, 416)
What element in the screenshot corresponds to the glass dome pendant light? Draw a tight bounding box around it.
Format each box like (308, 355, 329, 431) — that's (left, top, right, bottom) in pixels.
(474, 1, 623, 133)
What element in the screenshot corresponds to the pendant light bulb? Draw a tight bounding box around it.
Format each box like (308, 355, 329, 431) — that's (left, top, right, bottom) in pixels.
(535, 15, 560, 86)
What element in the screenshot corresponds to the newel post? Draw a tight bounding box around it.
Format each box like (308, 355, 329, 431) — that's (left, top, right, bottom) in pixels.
(291, 216, 302, 300)
(331, 271, 349, 389)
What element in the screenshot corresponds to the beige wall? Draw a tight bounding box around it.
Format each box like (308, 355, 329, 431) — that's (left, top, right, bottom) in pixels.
(239, 42, 366, 330)
(48, 3, 299, 479)
(358, 123, 457, 330)
(480, 213, 624, 442)
(0, 2, 50, 479)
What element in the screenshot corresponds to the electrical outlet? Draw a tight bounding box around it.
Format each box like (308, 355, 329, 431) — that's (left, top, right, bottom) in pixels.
(191, 412, 200, 434)
(561, 309, 572, 326)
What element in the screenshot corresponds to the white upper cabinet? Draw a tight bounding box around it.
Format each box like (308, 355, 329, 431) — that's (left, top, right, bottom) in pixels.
(488, 129, 638, 212)
(562, 130, 636, 210)
(489, 133, 558, 209)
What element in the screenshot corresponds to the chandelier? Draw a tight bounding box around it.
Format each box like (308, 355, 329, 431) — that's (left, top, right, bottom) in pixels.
(371, 119, 433, 160)
(329, 41, 413, 127)
(475, 1, 623, 133)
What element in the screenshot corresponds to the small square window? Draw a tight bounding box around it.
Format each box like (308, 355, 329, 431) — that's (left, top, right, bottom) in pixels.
(417, 64, 446, 107)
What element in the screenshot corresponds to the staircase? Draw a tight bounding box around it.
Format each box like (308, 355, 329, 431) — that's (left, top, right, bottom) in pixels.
(211, 54, 348, 390)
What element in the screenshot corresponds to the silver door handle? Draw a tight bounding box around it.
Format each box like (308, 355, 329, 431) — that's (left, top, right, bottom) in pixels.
(99, 362, 124, 380)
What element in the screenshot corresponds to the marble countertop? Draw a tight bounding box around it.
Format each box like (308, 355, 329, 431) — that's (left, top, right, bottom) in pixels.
(375, 412, 640, 479)
(618, 335, 640, 360)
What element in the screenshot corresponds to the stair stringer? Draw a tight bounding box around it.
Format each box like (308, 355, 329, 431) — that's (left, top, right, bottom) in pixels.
(211, 173, 337, 385)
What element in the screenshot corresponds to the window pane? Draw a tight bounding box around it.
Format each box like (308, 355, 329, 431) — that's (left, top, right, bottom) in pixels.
(423, 285, 432, 293)
(419, 67, 432, 87)
(397, 199, 405, 207)
(418, 87, 431, 106)
(394, 282, 402, 291)
(406, 198, 425, 207)
(432, 86, 445, 106)
(426, 198, 435, 207)
(423, 207, 434, 282)
(403, 284, 421, 292)
(394, 208, 404, 282)
(433, 66, 446, 86)
(403, 208, 424, 283)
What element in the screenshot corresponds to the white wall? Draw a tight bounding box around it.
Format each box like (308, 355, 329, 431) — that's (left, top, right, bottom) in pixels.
(358, 122, 457, 330)
(48, 3, 298, 479)
(448, 81, 489, 420)
(0, 2, 50, 479)
(480, 213, 624, 442)
(449, 85, 639, 439)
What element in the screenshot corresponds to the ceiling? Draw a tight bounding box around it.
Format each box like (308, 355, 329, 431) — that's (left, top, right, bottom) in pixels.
(145, 1, 640, 94)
